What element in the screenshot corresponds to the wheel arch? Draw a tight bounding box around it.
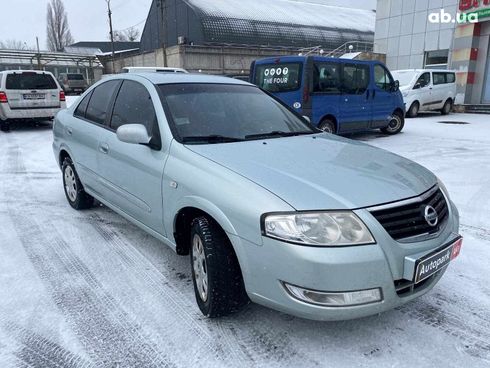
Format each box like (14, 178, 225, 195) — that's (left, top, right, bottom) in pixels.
(319, 114, 338, 132)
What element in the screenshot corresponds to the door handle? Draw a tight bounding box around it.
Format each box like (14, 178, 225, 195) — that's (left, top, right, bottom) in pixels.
(99, 143, 109, 154)
(66, 127, 73, 136)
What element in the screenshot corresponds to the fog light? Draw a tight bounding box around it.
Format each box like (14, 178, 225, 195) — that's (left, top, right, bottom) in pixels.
(283, 282, 382, 307)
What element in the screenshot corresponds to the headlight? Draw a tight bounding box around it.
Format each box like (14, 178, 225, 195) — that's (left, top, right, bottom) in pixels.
(262, 211, 375, 246)
(437, 177, 450, 200)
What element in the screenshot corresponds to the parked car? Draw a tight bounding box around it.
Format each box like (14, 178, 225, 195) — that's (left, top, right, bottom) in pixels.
(391, 69, 456, 117)
(250, 56, 405, 135)
(120, 66, 188, 74)
(0, 70, 66, 131)
(58, 73, 88, 95)
(53, 73, 462, 321)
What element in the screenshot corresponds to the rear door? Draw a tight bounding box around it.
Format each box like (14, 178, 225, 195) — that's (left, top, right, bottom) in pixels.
(338, 62, 371, 133)
(311, 61, 341, 127)
(5, 72, 60, 110)
(430, 72, 447, 109)
(67, 74, 87, 91)
(68, 80, 121, 195)
(97, 80, 167, 234)
(371, 63, 396, 128)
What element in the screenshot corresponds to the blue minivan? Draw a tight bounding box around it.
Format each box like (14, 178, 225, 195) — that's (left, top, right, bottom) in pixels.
(250, 56, 405, 135)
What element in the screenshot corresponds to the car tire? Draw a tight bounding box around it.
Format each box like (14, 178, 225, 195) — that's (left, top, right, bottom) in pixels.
(190, 216, 248, 317)
(318, 118, 336, 134)
(62, 157, 94, 210)
(407, 101, 419, 118)
(0, 120, 10, 132)
(381, 112, 404, 135)
(441, 99, 452, 115)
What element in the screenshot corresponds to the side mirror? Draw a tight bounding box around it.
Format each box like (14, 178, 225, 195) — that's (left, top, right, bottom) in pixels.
(116, 124, 151, 145)
(303, 115, 311, 123)
(393, 80, 400, 92)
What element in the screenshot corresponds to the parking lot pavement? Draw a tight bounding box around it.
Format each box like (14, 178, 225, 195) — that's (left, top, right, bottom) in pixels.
(0, 113, 489, 368)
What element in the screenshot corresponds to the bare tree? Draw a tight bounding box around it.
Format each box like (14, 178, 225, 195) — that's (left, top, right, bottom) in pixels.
(0, 40, 32, 50)
(124, 27, 140, 42)
(112, 27, 141, 42)
(46, 0, 74, 51)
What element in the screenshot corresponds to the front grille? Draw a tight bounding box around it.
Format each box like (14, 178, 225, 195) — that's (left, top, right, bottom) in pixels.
(394, 276, 434, 297)
(370, 187, 449, 241)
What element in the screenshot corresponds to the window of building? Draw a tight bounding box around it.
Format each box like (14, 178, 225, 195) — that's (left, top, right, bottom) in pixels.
(424, 50, 449, 69)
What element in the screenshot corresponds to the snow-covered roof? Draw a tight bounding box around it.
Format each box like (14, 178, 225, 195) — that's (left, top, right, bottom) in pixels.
(186, 0, 375, 33)
(184, 0, 375, 49)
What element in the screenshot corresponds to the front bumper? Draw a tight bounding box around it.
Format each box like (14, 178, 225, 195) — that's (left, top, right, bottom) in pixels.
(231, 200, 460, 321)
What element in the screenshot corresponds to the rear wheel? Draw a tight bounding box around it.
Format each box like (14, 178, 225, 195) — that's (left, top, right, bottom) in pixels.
(190, 216, 248, 317)
(407, 101, 419, 118)
(62, 157, 94, 210)
(0, 120, 9, 132)
(381, 112, 404, 135)
(441, 99, 452, 115)
(318, 118, 336, 134)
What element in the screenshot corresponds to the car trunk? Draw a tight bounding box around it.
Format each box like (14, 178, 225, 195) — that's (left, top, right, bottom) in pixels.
(5, 72, 60, 110)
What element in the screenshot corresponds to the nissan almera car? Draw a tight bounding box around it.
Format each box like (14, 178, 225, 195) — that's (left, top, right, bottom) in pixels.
(52, 73, 462, 320)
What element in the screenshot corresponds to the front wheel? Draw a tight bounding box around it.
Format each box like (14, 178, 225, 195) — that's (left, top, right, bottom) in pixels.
(407, 101, 419, 118)
(190, 216, 248, 317)
(62, 158, 94, 210)
(318, 118, 336, 134)
(381, 112, 404, 135)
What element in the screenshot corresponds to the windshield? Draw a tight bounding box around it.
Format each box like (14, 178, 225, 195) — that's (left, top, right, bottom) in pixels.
(254, 63, 302, 92)
(159, 83, 315, 144)
(391, 71, 417, 87)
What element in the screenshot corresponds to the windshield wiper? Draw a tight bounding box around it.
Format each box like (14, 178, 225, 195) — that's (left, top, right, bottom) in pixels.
(181, 135, 245, 144)
(244, 130, 313, 140)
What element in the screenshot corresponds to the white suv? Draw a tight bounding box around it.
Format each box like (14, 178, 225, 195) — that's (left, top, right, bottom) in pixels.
(392, 69, 456, 118)
(0, 70, 66, 131)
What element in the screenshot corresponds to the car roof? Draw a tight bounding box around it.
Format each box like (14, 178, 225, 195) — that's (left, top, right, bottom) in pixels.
(0, 70, 55, 75)
(108, 72, 252, 86)
(393, 69, 455, 73)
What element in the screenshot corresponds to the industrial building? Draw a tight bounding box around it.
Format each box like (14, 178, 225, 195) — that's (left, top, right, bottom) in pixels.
(109, 0, 376, 75)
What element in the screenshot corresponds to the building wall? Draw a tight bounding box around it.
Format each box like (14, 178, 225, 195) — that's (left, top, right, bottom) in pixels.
(374, 0, 458, 70)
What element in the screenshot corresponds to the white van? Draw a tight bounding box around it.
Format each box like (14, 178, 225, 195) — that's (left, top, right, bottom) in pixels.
(120, 67, 188, 74)
(0, 70, 66, 131)
(392, 69, 456, 117)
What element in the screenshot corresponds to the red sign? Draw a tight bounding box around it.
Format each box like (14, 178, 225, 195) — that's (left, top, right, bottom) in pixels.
(460, 0, 490, 11)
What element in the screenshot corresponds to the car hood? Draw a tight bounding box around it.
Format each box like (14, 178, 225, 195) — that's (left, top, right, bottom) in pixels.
(399, 85, 411, 92)
(186, 134, 437, 210)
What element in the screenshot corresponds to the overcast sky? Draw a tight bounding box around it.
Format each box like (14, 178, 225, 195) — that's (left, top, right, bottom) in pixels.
(1, 0, 376, 50)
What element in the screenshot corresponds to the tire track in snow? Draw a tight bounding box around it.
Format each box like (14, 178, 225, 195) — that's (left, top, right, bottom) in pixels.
(3, 323, 95, 368)
(80, 213, 320, 367)
(2, 137, 176, 367)
(396, 294, 490, 362)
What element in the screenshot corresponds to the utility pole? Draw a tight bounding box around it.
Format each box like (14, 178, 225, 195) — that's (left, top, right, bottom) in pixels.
(36, 36, 42, 70)
(106, 0, 116, 72)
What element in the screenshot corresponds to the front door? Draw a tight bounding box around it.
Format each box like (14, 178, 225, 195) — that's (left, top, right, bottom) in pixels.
(371, 64, 396, 128)
(338, 63, 371, 133)
(97, 80, 167, 235)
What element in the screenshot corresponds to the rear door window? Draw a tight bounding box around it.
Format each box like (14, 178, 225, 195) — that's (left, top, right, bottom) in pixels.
(74, 91, 93, 119)
(446, 73, 455, 83)
(313, 62, 341, 94)
(433, 72, 447, 85)
(342, 63, 370, 95)
(6, 73, 57, 90)
(254, 63, 302, 92)
(85, 80, 120, 125)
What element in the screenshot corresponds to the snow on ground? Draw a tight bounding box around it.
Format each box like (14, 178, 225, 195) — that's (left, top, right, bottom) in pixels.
(0, 112, 489, 367)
